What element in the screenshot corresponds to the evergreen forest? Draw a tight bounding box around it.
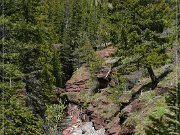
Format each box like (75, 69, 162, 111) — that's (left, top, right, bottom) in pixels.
(0, 0, 179, 135)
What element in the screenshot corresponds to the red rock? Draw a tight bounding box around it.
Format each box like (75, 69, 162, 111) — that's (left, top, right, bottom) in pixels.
(62, 107, 81, 135)
(62, 127, 73, 135)
(66, 67, 90, 92)
(91, 101, 98, 107)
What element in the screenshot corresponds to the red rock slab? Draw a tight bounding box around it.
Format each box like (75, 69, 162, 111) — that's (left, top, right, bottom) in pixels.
(62, 127, 73, 135)
(65, 67, 90, 92)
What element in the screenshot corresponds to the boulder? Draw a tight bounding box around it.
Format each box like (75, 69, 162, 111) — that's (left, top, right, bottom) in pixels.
(105, 116, 121, 135)
(80, 94, 119, 131)
(71, 122, 105, 135)
(71, 129, 82, 135)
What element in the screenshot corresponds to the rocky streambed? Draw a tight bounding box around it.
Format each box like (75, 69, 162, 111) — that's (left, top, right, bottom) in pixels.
(71, 122, 105, 135)
(61, 108, 105, 135)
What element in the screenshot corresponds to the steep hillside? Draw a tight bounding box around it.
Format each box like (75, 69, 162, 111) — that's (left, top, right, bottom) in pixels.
(1, 1, 177, 135)
(60, 46, 179, 135)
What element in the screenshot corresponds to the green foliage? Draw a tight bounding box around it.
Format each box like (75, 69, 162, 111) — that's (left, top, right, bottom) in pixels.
(1, 0, 177, 135)
(109, 0, 175, 83)
(109, 71, 126, 104)
(0, 63, 23, 95)
(0, 96, 43, 135)
(96, 1, 112, 43)
(73, 41, 103, 72)
(45, 102, 65, 134)
(60, 0, 84, 84)
(72, 40, 103, 76)
(109, 84, 124, 105)
(60, 0, 111, 85)
(89, 56, 103, 75)
(122, 91, 167, 135)
(1, 1, 65, 134)
(145, 84, 180, 135)
(72, 42, 94, 69)
(38, 44, 55, 101)
(52, 45, 64, 87)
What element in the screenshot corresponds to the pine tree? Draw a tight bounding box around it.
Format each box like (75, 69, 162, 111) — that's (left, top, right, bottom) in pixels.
(145, 83, 180, 135)
(83, 0, 99, 48)
(60, 0, 84, 85)
(109, 0, 174, 87)
(0, 96, 43, 135)
(1, 0, 64, 134)
(52, 44, 63, 87)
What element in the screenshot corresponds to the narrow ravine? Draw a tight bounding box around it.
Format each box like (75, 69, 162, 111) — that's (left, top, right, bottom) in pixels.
(60, 104, 105, 135)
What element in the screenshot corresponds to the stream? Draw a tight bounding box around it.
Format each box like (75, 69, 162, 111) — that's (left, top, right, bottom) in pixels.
(56, 107, 105, 135)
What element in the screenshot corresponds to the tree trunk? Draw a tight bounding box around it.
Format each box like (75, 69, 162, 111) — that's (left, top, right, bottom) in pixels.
(146, 66, 158, 88)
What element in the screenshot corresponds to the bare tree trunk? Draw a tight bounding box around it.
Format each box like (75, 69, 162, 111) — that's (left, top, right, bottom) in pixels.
(65, 0, 70, 28)
(146, 66, 158, 88)
(10, 76, 12, 90)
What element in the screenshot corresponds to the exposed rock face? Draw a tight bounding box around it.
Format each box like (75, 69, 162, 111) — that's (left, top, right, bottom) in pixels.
(79, 92, 120, 133)
(66, 67, 90, 92)
(65, 46, 117, 94)
(62, 106, 105, 135)
(61, 45, 174, 135)
(63, 46, 122, 135)
(106, 126, 120, 135)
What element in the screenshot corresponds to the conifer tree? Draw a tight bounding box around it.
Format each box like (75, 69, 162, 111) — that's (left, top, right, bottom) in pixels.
(60, 0, 84, 85)
(0, 96, 43, 135)
(1, 1, 64, 134)
(109, 0, 174, 86)
(145, 83, 180, 135)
